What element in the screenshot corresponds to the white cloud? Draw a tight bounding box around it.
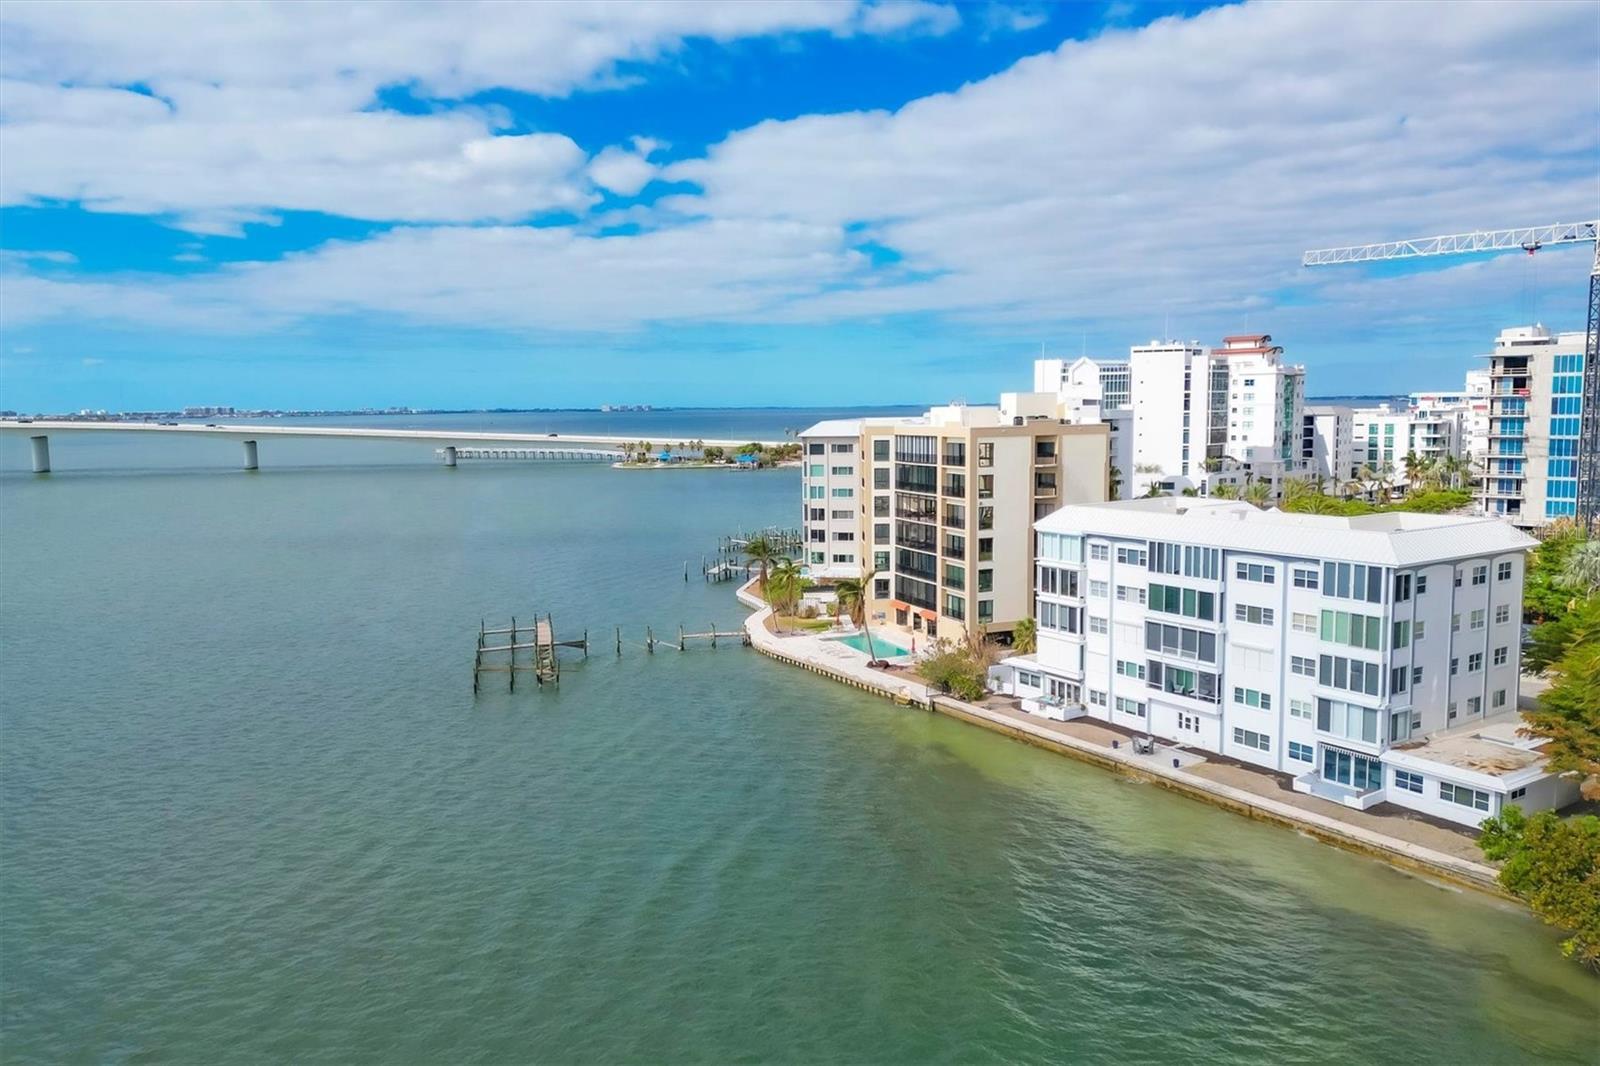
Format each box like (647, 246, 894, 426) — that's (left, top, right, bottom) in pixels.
(856, 1, 961, 36)
(2, 0, 1594, 349)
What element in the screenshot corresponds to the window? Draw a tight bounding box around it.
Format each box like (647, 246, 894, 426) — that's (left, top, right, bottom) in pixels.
(810, 552, 825, 564)
(1393, 573, 1411, 602)
(1288, 741, 1314, 763)
(1320, 610, 1382, 651)
(1392, 620, 1410, 648)
(831, 442, 853, 454)
(1493, 646, 1507, 666)
(1291, 612, 1316, 633)
(808, 486, 826, 499)
(1451, 613, 1461, 633)
(978, 569, 993, 593)
(1497, 561, 1512, 582)
(1509, 786, 1526, 801)
(1177, 713, 1201, 733)
(1116, 660, 1146, 681)
(831, 508, 853, 520)
(1468, 652, 1483, 673)
(1493, 688, 1507, 709)
(1450, 657, 1458, 676)
(1416, 575, 1428, 594)
(1089, 580, 1109, 598)
(1291, 655, 1316, 677)
(1232, 727, 1271, 752)
(1090, 543, 1109, 561)
(1292, 567, 1318, 589)
(874, 523, 891, 543)
(833, 531, 855, 542)
(1116, 585, 1147, 605)
(808, 464, 825, 476)
(873, 468, 890, 490)
(1494, 604, 1511, 625)
(1318, 655, 1381, 697)
(1088, 688, 1107, 707)
(1149, 583, 1216, 621)
(978, 600, 993, 624)
(1394, 770, 1423, 794)
(1322, 561, 1384, 604)
(831, 487, 854, 498)
(1454, 569, 1463, 588)
(1468, 696, 1482, 715)
(1116, 546, 1147, 566)
(1412, 666, 1423, 685)
(873, 439, 890, 461)
(1234, 603, 1275, 626)
(831, 465, 852, 476)
(874, 496, 890, 517)
(1390, 666, 1408, 695)
(1415, 621, 1426, 641)
(1089, 615, 1108, 635)
(808, 443, 825, 455)
(1470, 609, 1485, 631)
(1440, 782, 1490, 812)
(1233, 687, 1272, 710)
(1289, 698, 1313, 720)
(1144, 622, 1218, 664)
(1321, 747, 1383, 790)
(1235, 562, 1275, 584)
(832, 553, 853, 564)
(1017, 670, 1041, 689)
(1472, 565, 1487, 586)
(1115, 696, 1147, 717)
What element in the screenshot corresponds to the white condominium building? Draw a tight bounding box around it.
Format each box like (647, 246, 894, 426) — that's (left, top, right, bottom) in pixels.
(800, 422, 870, 581)
(1032, 355, 1131, 496)
(1126, 334, 1305, 496)
(800, 396, 1110, 644)
(1479, 324, 1588, 526)
(996, 497, 1576, 827)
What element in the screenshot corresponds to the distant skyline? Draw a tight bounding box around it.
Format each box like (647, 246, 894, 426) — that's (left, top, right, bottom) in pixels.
(1, 1, 1595, 411)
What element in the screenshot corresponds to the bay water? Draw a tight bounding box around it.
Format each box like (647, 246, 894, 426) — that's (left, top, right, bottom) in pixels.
(2, 423, 1596, 1063)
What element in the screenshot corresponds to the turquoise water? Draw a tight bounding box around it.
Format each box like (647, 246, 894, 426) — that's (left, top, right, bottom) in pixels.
(2, 427, 1597, 1063)
(831, 631, 911, 657)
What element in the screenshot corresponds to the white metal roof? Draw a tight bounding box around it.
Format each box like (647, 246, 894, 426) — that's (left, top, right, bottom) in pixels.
(1037, 497, 1536, 567)
(797, 419, 863, 438)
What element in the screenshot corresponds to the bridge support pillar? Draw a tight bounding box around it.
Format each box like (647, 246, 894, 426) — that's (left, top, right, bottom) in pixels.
(443, 445, 457, 467)
(29, 435, 50, 473)
(242, 439, 258, 470)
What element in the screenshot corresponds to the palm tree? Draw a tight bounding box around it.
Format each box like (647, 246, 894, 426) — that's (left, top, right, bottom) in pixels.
(744, 535, 783, 591)
(1373, 462, 1396, 504)
(1560, 541, 1600, 596)
(835, 576, 867, 626)
(1281, 475, 1314, 502)
(767, 557, 803, 616)
(1108, 466, 1123, 501)
(1296, 493, 1344, 515)
(1402, 450, 1423, 488)
(1211, 482, 1239, 500)
(1012, 616, 1037, 655)
(1244, 479, 1272, 508)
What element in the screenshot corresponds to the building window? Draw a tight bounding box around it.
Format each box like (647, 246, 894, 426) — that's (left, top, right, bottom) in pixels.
(1291, 612, 1316, 633)
(1392, 620, 1410, 648)
(1509, 786, 1526, 801)
(1089, 615, 1108, 635)
(1415, 621, 1426, 641)
(1493, 646, 1507, 666)
(1090, 543, 1109, 561)
(873, 439, 890, 461)
(831, 487, 854, 498)
(1114, 696, 1146, 717)
(1320, 610, 1382, 651)
(1393, 573, 1411, 602)
(1394, 770, 1423, 794)
(1292, 567, 1318, 589)
(1322, 562, 1383, 604)
(1291, 655, 1316, 677)
(1497, 561, 1512, 581)
(1468, 652, 1483, 673)
(1117, 546, 1147, 566)
(1116, 660, 1146, 681)
(1440, 782, 1490, 812)
(1232, 727, 1270, 752)
(1470, 609, 1485, 631)
(1288, 741, 1314, 763)
(1318, 655, 1381, 697)
(1289, 698, 1313, 720)
(1390, 666, 1408, 694)
(1416, 575, 1428, 594)
(1116, 585, 1147, 605)
(978, 600, 993, 624)
(1468, 696, 1482, 715)
(1235, 562, 1275, 584)
(1412, 666, 1423, 685)
(832, 553, 853, 564)
(808, 443, 825, 455)
(1471, 565, 1487, 586)
(1089, 580, 1109, 597)
(1233, 687, 1272, 710)
(831, 465, 853, 476)
(1233, 603, 1274, 626)
(1494, 604, 1510, 625)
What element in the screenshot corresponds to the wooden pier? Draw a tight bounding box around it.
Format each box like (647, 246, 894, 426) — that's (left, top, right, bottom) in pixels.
(474, 615, 748, 693)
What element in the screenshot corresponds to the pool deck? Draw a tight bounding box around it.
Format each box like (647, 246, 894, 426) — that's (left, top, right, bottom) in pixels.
(737, 577, 1505, 896)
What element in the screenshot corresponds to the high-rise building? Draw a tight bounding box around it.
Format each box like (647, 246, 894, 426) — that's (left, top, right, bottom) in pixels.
(1301, 405, 1353, 482)
(1479, 325, 1588, 526)
(1032, 355, 1131, 497)
(800, 396, 1110, 644)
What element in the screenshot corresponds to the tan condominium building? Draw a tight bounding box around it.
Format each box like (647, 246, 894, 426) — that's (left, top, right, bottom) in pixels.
(800, 393, 1110, 645)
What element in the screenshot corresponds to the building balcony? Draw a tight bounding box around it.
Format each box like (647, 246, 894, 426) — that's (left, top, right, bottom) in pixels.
(1291, 771, 1384, 810)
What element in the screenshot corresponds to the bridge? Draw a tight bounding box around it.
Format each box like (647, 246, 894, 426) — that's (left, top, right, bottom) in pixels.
(0, 420, 784, 473)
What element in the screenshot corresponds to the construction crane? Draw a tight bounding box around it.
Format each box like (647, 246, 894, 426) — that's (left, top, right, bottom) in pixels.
(1303, 221, 1600, 531)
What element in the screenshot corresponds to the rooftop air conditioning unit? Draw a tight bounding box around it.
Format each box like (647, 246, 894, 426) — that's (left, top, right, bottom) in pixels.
(1013, 416, 1024, 426)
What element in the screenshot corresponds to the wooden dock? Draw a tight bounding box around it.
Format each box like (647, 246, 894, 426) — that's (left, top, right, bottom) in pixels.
(473, 615, 748, 694)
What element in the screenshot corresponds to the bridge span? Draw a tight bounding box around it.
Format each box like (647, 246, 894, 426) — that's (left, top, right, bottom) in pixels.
(0, 420, 784, 473)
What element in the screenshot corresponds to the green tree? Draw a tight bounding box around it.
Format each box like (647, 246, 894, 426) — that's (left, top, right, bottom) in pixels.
(743, 535, 783, 591)
(1525, 529, 1585, 622)
(834, 576, 867, 626)
(1478, 806, 1600, 970)
(1243, 479, 1272, 508)
(1108, 466, 1123, 501)
(1522, 603, 1600, 800)
(766, 557, 803, 615)
(1012, 616, 1037, 654)
(1560, 541, 1600, 597)
(1211, 483, 1238, 500)
(918, 639, 988, 701)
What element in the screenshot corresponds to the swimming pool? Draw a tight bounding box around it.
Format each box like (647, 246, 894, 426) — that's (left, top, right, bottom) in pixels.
(829, 631, 912, 658)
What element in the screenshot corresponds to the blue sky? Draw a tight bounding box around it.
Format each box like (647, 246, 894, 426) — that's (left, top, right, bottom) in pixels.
(1, 0, 1595, 412)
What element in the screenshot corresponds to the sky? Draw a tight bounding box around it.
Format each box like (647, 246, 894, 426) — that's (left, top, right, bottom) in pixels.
(0, 0, 1595, 412)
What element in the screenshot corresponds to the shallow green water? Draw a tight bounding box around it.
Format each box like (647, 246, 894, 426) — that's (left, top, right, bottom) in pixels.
(2, 435, 1596, 1063)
